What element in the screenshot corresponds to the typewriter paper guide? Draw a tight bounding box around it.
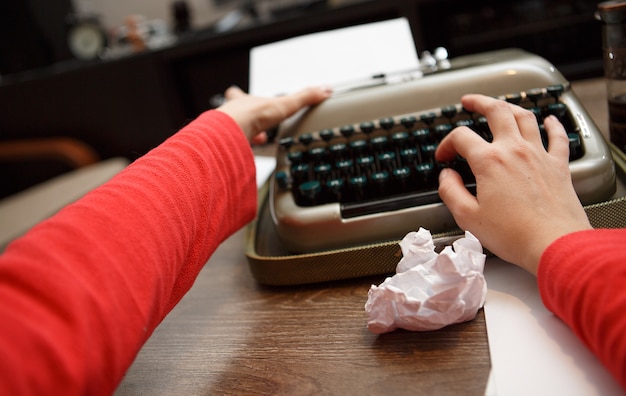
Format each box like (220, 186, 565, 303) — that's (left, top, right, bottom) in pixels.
(248, 18, 420, 97)
(279, 49, 571, 135)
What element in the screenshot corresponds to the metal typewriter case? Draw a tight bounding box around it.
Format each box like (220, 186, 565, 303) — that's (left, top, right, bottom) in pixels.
(270, 49, 617, 253)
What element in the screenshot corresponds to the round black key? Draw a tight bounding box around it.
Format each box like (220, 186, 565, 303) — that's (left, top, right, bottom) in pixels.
(400, 147, 418, 164)
(393, 166, 411, 180)
(292, 163, 309, 178)
(360, 121, 375, 134)
(326, 178, 345, 200)
(412, 128, 430, 144)
(350, 139, 368, 154)
(335, 159, 354, 174)
(455, 119, 474, 129)
(279, 136, 294, 150)
(371, 135, 388, 151)
(274, 170, 290, 189)
(329, 142, 347, 159)
(314, 163, 332, 179)
(568, 133, 583, 160)
(420, 112, 437, 125)
(319, 129, 335, 141)
(505, 93, 522, 105)
(476, 115, 489, 129)
(357, 155, 375, 172)
(434, 123, 453, 140)
(299, 180, 321, 202)
(400, 116, 417, 128)
(340, 125, 355, 138)
(393, 166, 411, 192)
(371, 171, 389, 196)
(287, 150, 303, 164)
(421, 144, 438, 161)
(378, 151, 396, 168)
(415, 162, 435, 182)
(547, 103, 567, 119)
(379, 117, 395, 130)
(391, 131, 409, 146)
(526, 88, 544, 104)
(348, 175, 368, 197)
(547, 84, 564, 101)
(308, 146, 327, 161)
(298, 133, 313, 145)
(349, 175, 368, 186)
(441, 105, 457, 119)
(371, 170, 389, 185)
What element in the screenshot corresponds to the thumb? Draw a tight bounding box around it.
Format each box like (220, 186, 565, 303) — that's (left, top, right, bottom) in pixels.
(437, 168, 478, 224)
(224, 85, 246, 101)
(273, 86, 333, 119)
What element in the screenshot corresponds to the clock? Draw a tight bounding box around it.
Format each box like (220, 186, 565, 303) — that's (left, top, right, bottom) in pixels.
(67, 20, 107, 60)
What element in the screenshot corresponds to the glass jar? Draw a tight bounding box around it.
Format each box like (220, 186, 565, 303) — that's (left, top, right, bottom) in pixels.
(597, 1, 626, 153)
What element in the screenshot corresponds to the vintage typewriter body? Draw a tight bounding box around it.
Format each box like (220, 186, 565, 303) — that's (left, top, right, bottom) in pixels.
(269, 49, 617, 253)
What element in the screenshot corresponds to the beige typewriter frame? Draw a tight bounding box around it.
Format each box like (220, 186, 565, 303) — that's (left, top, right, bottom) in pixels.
(246, 144, 626, 286)
(269, 49, 616, 253)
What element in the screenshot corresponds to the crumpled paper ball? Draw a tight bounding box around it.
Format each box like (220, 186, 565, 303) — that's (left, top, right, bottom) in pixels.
(365, 228, 487, 334)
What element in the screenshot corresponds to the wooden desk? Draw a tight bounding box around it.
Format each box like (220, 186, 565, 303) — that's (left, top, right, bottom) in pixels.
(114, 78, 608, 396)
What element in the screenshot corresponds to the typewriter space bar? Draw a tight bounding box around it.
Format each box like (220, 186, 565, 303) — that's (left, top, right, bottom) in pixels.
(340, 184, 476, 219)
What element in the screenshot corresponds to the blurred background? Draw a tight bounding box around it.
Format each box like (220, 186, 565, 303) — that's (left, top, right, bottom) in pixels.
(0, 0, 603, 198)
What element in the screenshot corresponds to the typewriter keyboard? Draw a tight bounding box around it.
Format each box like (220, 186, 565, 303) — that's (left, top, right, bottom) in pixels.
(275, 85, 584, 218)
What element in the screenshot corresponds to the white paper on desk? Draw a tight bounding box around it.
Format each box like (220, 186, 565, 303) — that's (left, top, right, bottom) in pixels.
(254, 155, 276, 188)
(483, 258, 622, 396)
(365, 228, 487, 334)
(249, 18, 419, 97)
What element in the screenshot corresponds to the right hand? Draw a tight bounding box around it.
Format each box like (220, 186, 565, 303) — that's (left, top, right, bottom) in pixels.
(435, 94, 592, 274)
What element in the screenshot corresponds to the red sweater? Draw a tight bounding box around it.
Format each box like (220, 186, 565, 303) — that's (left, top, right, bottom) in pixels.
(0, 110, 257, 395)
(539, 228, 626, 390)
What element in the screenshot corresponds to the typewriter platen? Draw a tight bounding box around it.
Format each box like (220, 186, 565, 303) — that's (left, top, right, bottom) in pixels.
(269, 49, 617, 253)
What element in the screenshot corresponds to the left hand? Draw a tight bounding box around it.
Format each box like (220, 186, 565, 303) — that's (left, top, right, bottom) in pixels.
(217, 85, 333, 145)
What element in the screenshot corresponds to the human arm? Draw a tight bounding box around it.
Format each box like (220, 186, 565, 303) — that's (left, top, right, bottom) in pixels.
(539, 228, 626, 390)
(0, 86, 330, 395)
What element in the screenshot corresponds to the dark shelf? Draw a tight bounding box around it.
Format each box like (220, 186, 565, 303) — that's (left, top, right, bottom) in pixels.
(0, 0, 604, 196)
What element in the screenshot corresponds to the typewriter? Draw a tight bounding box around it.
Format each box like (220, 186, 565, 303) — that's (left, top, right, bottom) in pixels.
(269, 49, 617, 253)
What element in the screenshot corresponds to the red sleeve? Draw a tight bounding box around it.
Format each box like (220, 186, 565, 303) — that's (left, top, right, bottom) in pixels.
(0, 110, 258, 395)
(538, 228, 626, 390)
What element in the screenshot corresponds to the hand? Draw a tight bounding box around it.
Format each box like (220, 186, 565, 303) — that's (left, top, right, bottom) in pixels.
(435, 94, 592, 274)
(217, 85, 333, 145)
